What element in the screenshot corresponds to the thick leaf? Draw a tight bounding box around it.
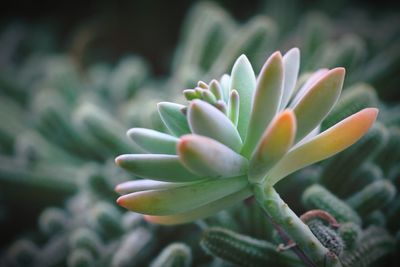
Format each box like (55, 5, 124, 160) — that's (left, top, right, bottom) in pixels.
(228, 90, 239, 126)
(229, 55, 256, 139)
(202, 90, 217, 104)
(220, 74, 231, 103)
(183, 89, 197, 100)
(188, 100, 242, 152)
(115, 179, 194, 195)
(127, 128, 178, 154)
(157, 102, 191, 137)
(115, 154, 201, 182)
(209, 80, 223, 100)
(242, 52, 284, 157)
(117, 176, 248, 215)
(289, 69, 328, 108)
(178, 134, 248, 178)
(292, 125, 321, 149)
(265, 108, 378, 185)
(292, 68, 345, 143)
(144, 187, 252, 225)
(248, 110, 296, 183)
(279, 48, 300, 110)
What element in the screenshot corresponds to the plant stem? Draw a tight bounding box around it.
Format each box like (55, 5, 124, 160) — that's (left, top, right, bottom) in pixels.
(253, 184, 342, 267)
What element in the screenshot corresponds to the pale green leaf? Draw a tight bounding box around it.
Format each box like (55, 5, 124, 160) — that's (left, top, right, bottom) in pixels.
(241, 51, 283, 157)
(117, 175, 248, 215)
(115, 179, 191, 195)
(115, 154, 201, 182)
(279, 48, 300, 110)
(178, 134, 248, 178)
(127, 128, 178, 154)
(144, 187, 252, 224)
(188, 100, 242, 152)
(158, 102, 191, 137)
(293, 68, 345, 143)
(229, 55, 256, 139)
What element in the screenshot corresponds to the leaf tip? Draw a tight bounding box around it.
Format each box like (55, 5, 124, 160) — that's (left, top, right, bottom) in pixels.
(271, 50, 283, 60)
(281, 108, 296, 120)
(115, 155, 124, 166)
(330, 67, 346, 78)
(365, 107, 379, 118)
(116, 196, 125, 207)
(176, 134, 191, 154)
(237, 54, 249, 62)
(232, 54, 252, 71)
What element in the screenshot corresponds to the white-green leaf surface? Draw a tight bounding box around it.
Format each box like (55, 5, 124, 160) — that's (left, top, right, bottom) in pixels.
(279, 48, 300, 110)
(178, 134, 248, 178)
(229, 55, 256, 140)
(292, 68, 345, 143)
(188, 100, 242, 152)
(158, 102, 191, 137)
(242, 51, 283, 157)
(115, 179, 192, 195)
(117, 175, 248, 215)
(127, 128, 178, 154)
(115, 154, 201, 182)
(144, 187, 252, 225)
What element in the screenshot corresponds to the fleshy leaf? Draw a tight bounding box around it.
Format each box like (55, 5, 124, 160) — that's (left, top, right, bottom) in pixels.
(229, 55, 256, 139)
(209, 80, 223, 100)
(279, 48, 300, 110)
(242, 52, 284, 157)
(292, 68, 345, 143)
(177, 134, 248, 178)
(228, 90, 239, 126)
(197, 81, 208, 89)
(188, 100, 242, 152)
(115, 154, 201, 182)
(265, 108, 378, 185)
(127, 128, 178, 154)
(220, 74, 231, 103)
(183, 89, 197, 100)
(289, 69, 329, 108)
(202, 90, 217, 104)
(144, 187, 252, 225)
(248, 110, 296, 183)
(158, 102, 191, 137)
(115, 179, 191, 195)
(117, 176, 248, 215)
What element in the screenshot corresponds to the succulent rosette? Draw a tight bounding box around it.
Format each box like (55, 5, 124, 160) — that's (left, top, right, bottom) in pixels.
(115, 48, 377, 225)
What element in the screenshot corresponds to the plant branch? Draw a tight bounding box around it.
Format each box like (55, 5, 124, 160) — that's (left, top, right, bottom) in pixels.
(253, 184, 342, 267)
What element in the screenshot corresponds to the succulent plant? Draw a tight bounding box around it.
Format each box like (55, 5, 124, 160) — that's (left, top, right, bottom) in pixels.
(115, 49, 378, 266)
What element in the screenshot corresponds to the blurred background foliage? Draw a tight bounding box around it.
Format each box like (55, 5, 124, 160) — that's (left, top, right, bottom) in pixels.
(0, 0, 400, 266)
(1, 0, 399, 75)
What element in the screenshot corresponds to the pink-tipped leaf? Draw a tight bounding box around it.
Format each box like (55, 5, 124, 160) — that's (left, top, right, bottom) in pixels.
(279, 48, 300, 110)
(292, 68, 345, 143)
(178, 134, 248, 178)
(242, 51, 284, 157)
(265, 108, 378, 185)
(144, 187, 252, 225)
(188, 100, 242, 152)
(248, 110, 296, 183)
(116, 175, 248, 216)
(115, 154, 201, 182)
